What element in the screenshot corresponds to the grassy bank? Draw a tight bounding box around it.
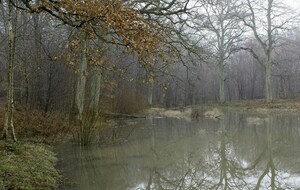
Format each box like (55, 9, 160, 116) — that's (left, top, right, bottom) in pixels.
(0, 141, 60, 189)
(0, 107, 119, 189)
(0, 109, 70, 190)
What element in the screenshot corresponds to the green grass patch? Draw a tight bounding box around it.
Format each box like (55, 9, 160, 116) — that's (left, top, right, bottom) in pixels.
(0, 141, 60, 190)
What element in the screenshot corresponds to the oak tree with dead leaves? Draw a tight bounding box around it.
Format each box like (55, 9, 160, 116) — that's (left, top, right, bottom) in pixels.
(6, 0, 187, 144)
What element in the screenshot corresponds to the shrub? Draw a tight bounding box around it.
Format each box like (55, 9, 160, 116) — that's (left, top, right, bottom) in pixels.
(0, 109, 70, 144)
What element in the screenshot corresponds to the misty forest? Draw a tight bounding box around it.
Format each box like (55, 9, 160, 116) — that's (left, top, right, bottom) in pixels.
(1, 0, 300, 189)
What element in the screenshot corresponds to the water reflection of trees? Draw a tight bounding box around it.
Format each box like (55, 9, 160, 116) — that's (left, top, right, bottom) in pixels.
(59, 115, 300, 190)
(205, 120, 248, 190)
(243, 115, 300, 190)
(141, 114, 300, 190)
(141, 118, 249, 190)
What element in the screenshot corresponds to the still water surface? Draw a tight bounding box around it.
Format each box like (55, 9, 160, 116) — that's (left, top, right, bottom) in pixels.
(58, 112, 300, 190)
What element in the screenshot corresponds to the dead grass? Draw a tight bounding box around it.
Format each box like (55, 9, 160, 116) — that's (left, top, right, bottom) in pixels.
(147, 99, 300, 119)
(146, 107, 192, 120)
(224, 99, 300, 114)
(203, 108, 223, 118)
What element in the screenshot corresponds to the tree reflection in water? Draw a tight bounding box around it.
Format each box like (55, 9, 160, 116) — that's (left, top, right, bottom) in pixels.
(58, 114, 300, 190)
(141, 114, 300, 190)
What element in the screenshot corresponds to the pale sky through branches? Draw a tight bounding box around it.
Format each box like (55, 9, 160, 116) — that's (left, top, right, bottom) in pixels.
(286, 0, 300, 10)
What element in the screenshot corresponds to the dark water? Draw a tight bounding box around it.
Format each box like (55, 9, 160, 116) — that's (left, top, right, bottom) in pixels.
(58, 112, 300, 190)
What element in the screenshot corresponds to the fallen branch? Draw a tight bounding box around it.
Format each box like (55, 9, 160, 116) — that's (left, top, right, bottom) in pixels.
(102, 112, 147, 119)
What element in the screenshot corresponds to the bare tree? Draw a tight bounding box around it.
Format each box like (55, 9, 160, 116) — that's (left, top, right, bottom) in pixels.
(195, 0, 244, 104)
(239, 0, 297, 102)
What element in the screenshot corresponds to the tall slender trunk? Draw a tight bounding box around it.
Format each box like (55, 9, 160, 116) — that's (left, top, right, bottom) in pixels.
(147, 79, 154, 107)
(20, 12, 29, 107)
(33, 11, 43, 108)
(265, 60, 272, 103)
(3, 0, 17, 141)
(68, 27, 76, 118)
(44, 62, 53, 114)
(250, 69, 256, 99)
(219, 64, 226, 104)
(266, 0, 273, 103)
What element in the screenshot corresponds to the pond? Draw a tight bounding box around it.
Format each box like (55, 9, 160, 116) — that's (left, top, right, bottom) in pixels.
(58, 112, 300, 190)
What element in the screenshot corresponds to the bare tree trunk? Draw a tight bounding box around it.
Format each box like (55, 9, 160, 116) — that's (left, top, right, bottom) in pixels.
(75, 33, 88, 122)
(147, 79, 154, 107)
(88, 65, 101, 114)
(266, 0, 273, 103)
(32, 8, 43, 108)
(219, 64, 226, 104)
(44, 62, 53, 114)
(3, 0, 17, 141)
(250, 65, 257, 99)
(73, 32, 88, 145)
(244, 0, 276, 103)
(83, 63, 102, 144)
(265, 61, 272, 102)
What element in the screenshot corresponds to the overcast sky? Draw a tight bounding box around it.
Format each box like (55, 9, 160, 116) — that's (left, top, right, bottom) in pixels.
(286, 0, 300, 9)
